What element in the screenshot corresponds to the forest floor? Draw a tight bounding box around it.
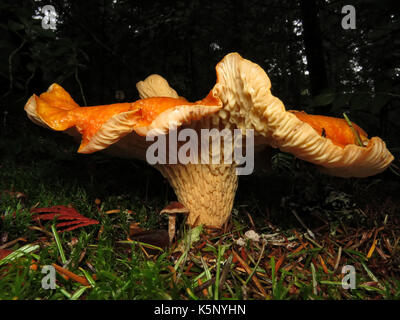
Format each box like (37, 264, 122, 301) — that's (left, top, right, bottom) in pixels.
(1, 120, 400, 300)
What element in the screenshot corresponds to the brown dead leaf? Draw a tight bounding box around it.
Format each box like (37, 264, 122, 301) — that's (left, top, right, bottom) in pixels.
(130, 229, 169, 250)
(0, 249, 13, 260)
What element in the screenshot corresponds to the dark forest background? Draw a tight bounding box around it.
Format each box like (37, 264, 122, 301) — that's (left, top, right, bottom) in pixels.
(0, 0, 399, 175)
(1, 0, 400, 300)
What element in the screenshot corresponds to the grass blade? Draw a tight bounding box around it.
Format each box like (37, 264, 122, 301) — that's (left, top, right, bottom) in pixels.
(311, 262, 318, 296)
(70, 286, 89, 300)
(52, 224, 67, 265)
(214, 245, 227, 300)
(244, 243, 266, 286)
(343, 112, 363, 147)
(0, 244, 39, 266)
(79, 267, 96, 287)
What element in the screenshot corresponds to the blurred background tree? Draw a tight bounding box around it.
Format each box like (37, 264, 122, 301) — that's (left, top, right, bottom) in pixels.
(0, 0, 399, 152)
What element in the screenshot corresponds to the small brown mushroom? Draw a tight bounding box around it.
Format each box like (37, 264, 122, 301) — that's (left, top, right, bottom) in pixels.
(160, 202, 189, 244)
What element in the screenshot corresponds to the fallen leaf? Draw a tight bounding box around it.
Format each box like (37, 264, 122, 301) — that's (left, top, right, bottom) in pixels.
(31, 205, 99, 232)
(174, 225, 203, 253)
(0, 249, 13, 260)
(130, 229, 169, 250)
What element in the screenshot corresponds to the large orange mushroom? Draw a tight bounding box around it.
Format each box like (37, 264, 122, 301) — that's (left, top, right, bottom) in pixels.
(24, 53, 394, 228)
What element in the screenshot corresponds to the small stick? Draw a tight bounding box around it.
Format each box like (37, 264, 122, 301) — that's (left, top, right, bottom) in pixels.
(245, 211, 256, 230)
(0, 237, 27, 250)
(292, 210, 315, 239)
(334, 246, 342, 272)
(219, 254, 233, 289)
(194, 277, 215, 295)
(198, 278, 209, 297)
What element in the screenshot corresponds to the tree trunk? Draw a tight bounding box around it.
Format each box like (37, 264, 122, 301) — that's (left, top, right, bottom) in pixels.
(300, 0, 329, 109)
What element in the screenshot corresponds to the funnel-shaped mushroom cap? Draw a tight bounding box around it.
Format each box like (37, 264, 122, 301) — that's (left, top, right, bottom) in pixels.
(24, 53, 395, 229)
(24, 83, 222, 154)
(210, 53, 394, 177)
(25, 53, 394, 178)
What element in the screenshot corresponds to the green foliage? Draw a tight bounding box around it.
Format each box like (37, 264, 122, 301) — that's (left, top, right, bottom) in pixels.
(312, 91, 336, 107)
(0, 1, 89, 107)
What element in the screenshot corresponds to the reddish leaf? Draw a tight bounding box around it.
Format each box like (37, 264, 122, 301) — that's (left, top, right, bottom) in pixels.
(31, 205, 99, 233)
(0, 249, 12, 260)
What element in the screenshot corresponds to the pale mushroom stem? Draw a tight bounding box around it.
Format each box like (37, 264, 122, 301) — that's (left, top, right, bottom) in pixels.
(167, 215, 176, 244)
(157, 163, 238, 228)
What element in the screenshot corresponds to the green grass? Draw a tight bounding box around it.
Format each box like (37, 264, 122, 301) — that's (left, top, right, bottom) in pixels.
(1, 120, 400, 300)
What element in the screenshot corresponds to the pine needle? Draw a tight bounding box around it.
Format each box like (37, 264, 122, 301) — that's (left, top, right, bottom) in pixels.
(52, 263, 90, 286)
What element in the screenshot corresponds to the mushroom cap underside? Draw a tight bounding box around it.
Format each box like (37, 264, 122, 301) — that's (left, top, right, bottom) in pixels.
(209, 52, 394, 177)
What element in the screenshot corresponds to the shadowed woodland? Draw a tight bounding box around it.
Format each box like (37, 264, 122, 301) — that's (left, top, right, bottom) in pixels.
(0, 0, 400, 300)
(2, 0, 400, 146)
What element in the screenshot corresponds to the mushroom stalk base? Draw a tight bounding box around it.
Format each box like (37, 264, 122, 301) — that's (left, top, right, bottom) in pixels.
(157, 163, 238, 228)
